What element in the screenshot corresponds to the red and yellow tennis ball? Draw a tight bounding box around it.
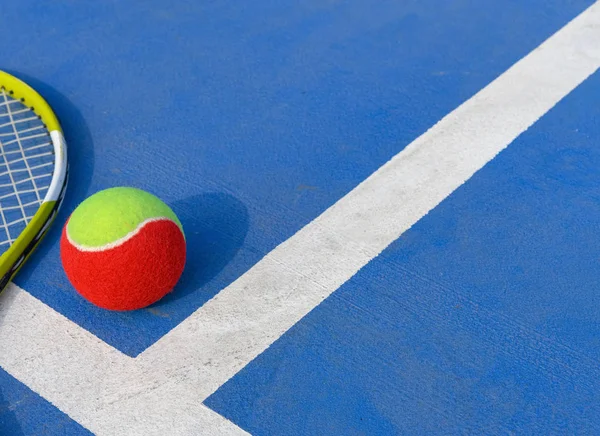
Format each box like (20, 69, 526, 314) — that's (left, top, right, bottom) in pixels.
(60, 187, 186, 311)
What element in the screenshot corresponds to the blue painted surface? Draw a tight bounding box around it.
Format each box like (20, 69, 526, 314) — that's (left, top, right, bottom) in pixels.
(0, 0, 596, 434)
(206, 71, 600, 435)
(0, 368, 92, 436)
(1, 0, 591, 356)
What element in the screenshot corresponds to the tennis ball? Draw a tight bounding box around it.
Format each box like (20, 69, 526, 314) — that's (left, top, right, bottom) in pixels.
(60, 187, 186, 311)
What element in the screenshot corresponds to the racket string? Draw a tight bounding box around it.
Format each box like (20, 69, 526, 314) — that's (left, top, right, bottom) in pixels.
(0, 90, 55, 251)
(0, 92, 26, 245)
(0, 115, 40, 129)
(2, 132, 50, 146)
(0, 125, 45, 137)
(0, 162, 53, 177)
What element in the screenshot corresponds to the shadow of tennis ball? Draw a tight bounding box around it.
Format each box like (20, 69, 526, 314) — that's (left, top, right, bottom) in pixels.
(156, 192, 250, 304)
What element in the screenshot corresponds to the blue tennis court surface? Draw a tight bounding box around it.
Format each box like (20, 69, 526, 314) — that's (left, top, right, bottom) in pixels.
(206, 69, 600, 436)
(1, 1, 599, 434)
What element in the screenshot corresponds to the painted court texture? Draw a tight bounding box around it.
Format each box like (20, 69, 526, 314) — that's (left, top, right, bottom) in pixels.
(1, 1, 600, 434)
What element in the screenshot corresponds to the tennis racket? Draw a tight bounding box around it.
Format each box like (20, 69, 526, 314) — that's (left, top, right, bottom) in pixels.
(0, 70, 68, 292)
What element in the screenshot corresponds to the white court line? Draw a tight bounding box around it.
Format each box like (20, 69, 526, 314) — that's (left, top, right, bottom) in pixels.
(1, 3, 600, 435)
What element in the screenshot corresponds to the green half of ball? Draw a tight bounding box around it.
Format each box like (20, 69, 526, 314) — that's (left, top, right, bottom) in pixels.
(66, 187, 184, 248)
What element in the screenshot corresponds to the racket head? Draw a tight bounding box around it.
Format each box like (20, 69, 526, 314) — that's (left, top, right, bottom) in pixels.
(0, 71, 68, 290)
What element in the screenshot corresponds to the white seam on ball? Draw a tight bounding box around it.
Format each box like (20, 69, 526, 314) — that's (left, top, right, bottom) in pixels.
(67, 217, 176, 252)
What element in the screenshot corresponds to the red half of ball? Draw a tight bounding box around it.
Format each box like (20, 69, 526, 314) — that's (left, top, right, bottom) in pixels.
(60, 219, 186, 311)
